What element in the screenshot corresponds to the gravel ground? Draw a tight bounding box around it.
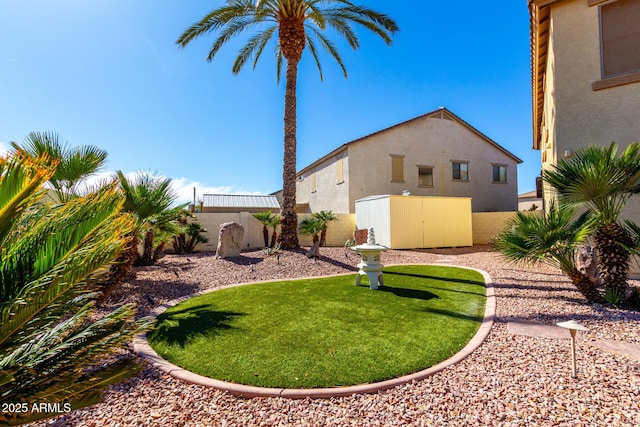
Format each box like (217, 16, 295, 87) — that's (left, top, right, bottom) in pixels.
(34, 245, 640, 427)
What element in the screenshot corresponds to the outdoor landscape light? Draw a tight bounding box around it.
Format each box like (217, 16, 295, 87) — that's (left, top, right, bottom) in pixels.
(556, 320, 588, 378)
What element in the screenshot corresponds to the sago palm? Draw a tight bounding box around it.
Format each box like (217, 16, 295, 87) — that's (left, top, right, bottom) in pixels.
(0, 151, 146, 426)
(176, 0, 398, 249)
(543, 142, 640, 300)
(11, 131, 108, 203)
(492, 204, 600, 302)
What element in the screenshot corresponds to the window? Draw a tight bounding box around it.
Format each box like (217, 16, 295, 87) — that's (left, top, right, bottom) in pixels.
(418, 166, 433, 187)
(600, 0, 640, 79)
(452, 162, 469, 181)
(493, 165, 507, 183)
(311, 172, 316, 193)
(336, 157, 344, 184)
(390, 154, 405, 183)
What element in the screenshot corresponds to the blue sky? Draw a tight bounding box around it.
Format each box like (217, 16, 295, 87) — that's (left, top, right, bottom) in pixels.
(0, 0, 538, 204)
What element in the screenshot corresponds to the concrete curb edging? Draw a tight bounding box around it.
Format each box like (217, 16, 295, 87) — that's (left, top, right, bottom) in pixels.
(133, 264, 495, 399)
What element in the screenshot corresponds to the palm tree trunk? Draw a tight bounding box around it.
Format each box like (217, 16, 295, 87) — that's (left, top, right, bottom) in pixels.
(568, 270, 601, 303)
(320, 226, 327, 247)
(278, 57, 300, 249)
(270, 229, 278, 248)
(139, 230, 154, 266)
(596, 222, 632, 298)
(262, 225, 269, 248)
(98, 234, 138, 305)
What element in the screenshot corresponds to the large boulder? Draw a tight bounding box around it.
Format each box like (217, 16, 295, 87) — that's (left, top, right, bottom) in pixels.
(215, 222, 244, 258)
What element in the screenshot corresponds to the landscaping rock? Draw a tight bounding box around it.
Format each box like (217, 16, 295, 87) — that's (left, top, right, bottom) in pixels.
(215, 222, 244, 258)
(307, 241, 320, 258)
(577, 245, 600, 284)
(353, 229, 368, 245)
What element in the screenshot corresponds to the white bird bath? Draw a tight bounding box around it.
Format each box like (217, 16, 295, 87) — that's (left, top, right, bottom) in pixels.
(352, 228, 388, 290)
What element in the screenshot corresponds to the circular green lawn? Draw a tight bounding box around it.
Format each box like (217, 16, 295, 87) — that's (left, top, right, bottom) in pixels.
(148, 265, 486, 389)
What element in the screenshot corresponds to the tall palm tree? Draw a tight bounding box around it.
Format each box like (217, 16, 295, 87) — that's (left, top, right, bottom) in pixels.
(543, 142, 640, 300)
(11, 131, 108, 203)
(492, 204, 600, 302)
(0, 151, 146, 426)
(313, 209, 337, 246)
(176, 0, 398, 249)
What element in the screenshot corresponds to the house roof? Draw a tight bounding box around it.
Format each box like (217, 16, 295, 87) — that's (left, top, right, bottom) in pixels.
(529, 0, 556, 150)
(518, 190, 540, 199)
(296, 107, 522, 177)
(202, 194, 280, 209)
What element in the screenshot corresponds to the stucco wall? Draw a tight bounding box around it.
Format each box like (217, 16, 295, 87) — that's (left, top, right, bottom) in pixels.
(346, 114, 519, 213)
(183, 211, 546, 253)
(189, 212, 356, 251)
(543, 0, 640, 219)
(471, 211, 543, 244)
(297, 150, 351, 213)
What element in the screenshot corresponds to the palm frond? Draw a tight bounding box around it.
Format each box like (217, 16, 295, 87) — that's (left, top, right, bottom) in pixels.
(233, 25, 278, 73)
(176, 0, 255, 48)
(307, 27, 347, 77)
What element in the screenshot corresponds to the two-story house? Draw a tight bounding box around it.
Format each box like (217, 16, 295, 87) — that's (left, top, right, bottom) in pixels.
(290, 107, 522, 214)
(529, 0, 640, 215)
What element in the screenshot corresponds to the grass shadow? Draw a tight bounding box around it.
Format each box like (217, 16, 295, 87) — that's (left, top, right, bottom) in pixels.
(383, 270, 485, 286)
(375, 285, 440, 301)
(152, 304, 245, 348)
(419, 307, 484, 322)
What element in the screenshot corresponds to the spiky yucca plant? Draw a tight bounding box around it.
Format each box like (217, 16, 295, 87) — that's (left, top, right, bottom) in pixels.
(492, 204, 600, 302)
(543, 142, 640, 301)
(0, 151, 146, 426)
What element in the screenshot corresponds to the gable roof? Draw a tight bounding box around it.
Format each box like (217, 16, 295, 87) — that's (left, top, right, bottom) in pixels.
(296, 107, 522, 177)
(518, 190, 540, 199)
(202, 194, 280, 209)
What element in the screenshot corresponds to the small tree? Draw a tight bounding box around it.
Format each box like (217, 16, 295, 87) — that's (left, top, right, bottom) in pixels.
(492, 204, 600, 302)
(313, 210, 337, 247)
(268, 214, 281, 248)
(544, 142, 640, 301)
(116, 171, 186, 266)
(299, 217, 323, 244)
(253, 211, 274, 248)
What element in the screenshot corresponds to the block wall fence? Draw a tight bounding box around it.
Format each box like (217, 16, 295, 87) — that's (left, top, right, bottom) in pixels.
(181, 211, 537, 252)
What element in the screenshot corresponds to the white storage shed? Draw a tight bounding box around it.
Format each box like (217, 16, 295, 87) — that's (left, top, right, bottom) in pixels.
(354, 195, 473, 249)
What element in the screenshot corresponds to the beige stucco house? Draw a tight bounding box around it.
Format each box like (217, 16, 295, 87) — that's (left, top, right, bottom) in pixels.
(287, 107, 522, 214)
(518, 190, 543, 211)
(529, 0, 640, 216)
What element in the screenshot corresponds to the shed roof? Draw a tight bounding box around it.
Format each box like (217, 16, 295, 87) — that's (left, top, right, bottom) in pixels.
(202, 194, 280, 209)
